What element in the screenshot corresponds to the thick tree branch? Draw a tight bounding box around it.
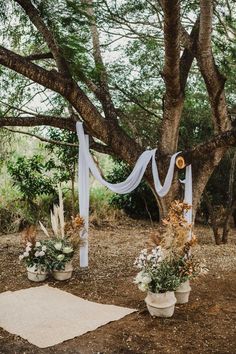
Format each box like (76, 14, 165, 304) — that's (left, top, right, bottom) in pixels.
(0, 46, 143, 166)
(0, 115, 75, 131)
(26, 52, 53, 61)
(181, 128, 236, 164)
(197, 0, 231, 133)
(158, 0, 183, 156)
(14, 0, 70, 76)
(162, 0, 181, 97)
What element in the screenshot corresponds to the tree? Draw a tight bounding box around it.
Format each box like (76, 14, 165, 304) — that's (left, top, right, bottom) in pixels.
(0, 0, 235, 217)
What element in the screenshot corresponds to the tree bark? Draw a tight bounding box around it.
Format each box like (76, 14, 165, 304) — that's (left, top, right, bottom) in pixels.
(222, 152, 236, 243)
(204, 192, 221, 245)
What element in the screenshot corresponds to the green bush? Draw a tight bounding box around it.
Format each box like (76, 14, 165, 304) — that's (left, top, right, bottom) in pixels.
(106, 162, 159, 220)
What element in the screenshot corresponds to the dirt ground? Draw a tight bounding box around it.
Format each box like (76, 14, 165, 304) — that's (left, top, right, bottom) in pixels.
(0, 220, 236, 354)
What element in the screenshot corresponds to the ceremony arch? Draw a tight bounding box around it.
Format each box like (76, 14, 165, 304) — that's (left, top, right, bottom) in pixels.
(76, 122, 192, 267)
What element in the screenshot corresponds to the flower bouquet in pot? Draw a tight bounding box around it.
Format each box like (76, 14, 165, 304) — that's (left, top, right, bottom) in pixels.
(39, 186, 84, 281)
(134, 246, 180, 317)
(19, 226, 50, 282)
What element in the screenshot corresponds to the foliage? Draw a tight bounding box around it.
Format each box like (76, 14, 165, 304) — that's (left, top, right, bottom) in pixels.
(45, 238, 74, 271)
(45, 128, 78, 184)
(7, 155, 55, 202)
(107, 162, 159, 220)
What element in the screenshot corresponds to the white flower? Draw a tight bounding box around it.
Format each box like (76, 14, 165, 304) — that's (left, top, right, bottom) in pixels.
(26, 245, 31, 252)
(57, 254, 65, 261)
(54, 242, 62, 251)
(19, 254, 24, 261)
(62, 246, 73, 254)
(36, 241, 41, 247)
(42, 245, 47, 252)
(23, 251, 29, 257)
(38, 251, 45, 257)
(142, 274, 152, 285)
(134, 271, 143, 284)
(26, 242, 32, 247)
(35, 251, 40, 257)
(138, 283, 148, 292)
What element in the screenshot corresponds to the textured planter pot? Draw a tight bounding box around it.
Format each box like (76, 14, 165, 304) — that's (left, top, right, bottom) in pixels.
(175, 280, 191, 304)
(27, 265, 48, 282)
(145, 291, 176, 318)
(52, 262, 73, 281)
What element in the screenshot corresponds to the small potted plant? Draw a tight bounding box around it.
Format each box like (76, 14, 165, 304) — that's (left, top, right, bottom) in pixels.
(39, 186, 84, 281)
(19, 226, 50, 282)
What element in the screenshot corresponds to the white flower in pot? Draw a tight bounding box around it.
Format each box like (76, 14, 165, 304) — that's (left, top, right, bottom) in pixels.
(134, 246, 180, 318)
(19, 240, 50, 282)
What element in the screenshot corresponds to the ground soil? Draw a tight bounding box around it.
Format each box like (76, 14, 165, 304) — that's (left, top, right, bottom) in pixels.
(0, 220, 236, 354)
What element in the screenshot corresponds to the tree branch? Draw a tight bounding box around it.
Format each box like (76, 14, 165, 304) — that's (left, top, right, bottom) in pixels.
(3, 127, 114, 155)
(181, 128, 236, 164)
(162, 0, 181, 98)
(25, 52, 54, 61)
(14, 0, 70, 76)
(0, 115, 75, 131)
(82, 0, 118, 121)
(196, 0, 231, 133)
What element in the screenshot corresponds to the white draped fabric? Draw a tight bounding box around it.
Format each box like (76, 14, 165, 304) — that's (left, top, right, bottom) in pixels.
(76, 122, 192, 267)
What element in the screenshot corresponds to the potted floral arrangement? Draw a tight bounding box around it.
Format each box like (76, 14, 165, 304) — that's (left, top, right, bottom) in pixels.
(19, 226, 50, 282)
(134, 246, 180, 317)
(39, 186, 84, 281)
(134, 201, 208, 316)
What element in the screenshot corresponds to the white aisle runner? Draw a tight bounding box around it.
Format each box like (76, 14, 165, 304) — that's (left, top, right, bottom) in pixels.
(0, 285, 136, 348)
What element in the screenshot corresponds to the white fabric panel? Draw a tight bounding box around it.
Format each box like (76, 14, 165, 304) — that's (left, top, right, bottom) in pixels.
(78, 134, 89, 267)
(76, 122, 193, 267)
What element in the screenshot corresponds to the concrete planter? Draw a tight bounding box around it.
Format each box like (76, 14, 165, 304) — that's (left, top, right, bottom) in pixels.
(52, 261, 73, 281)
(27, 264, 48, 282)
(145, 291, 176, 317)
(175, 280, 191, 304)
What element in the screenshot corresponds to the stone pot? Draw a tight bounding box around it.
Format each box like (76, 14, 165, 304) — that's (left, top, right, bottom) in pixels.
(27, 264, 48, 282)
(175, 280, 191, 304)
(52, 261, 73, 281)
(145, 291, 176, 318)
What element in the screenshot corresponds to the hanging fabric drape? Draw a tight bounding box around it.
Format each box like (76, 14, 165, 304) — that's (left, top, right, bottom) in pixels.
(76, 122, 192, 267)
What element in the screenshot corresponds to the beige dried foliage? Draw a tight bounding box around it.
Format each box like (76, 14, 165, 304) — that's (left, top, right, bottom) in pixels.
(159, 200, 196, 258)
(64, 214, 85, 249)
(21, 225, 37, 246)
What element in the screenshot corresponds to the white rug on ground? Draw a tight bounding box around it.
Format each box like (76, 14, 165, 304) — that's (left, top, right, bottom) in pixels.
(0, 285, 136, 348)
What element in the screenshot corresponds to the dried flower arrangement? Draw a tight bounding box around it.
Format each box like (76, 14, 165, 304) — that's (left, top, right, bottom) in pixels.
(134, 201, 208, 294)
(19, 186, 84, 279)
(39, 186, 84, 271)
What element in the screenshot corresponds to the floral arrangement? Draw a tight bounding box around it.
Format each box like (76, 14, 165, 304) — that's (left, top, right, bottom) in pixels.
(39, 186, 84, 271)
(19, 186, 84, 275)
(134, 247, 181, 293)
(134, 201, 208, 294)
(19, 226, 50, 271)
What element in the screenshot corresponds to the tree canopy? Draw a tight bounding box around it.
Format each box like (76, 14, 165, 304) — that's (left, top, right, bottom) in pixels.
(0, 0, 235, 216)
